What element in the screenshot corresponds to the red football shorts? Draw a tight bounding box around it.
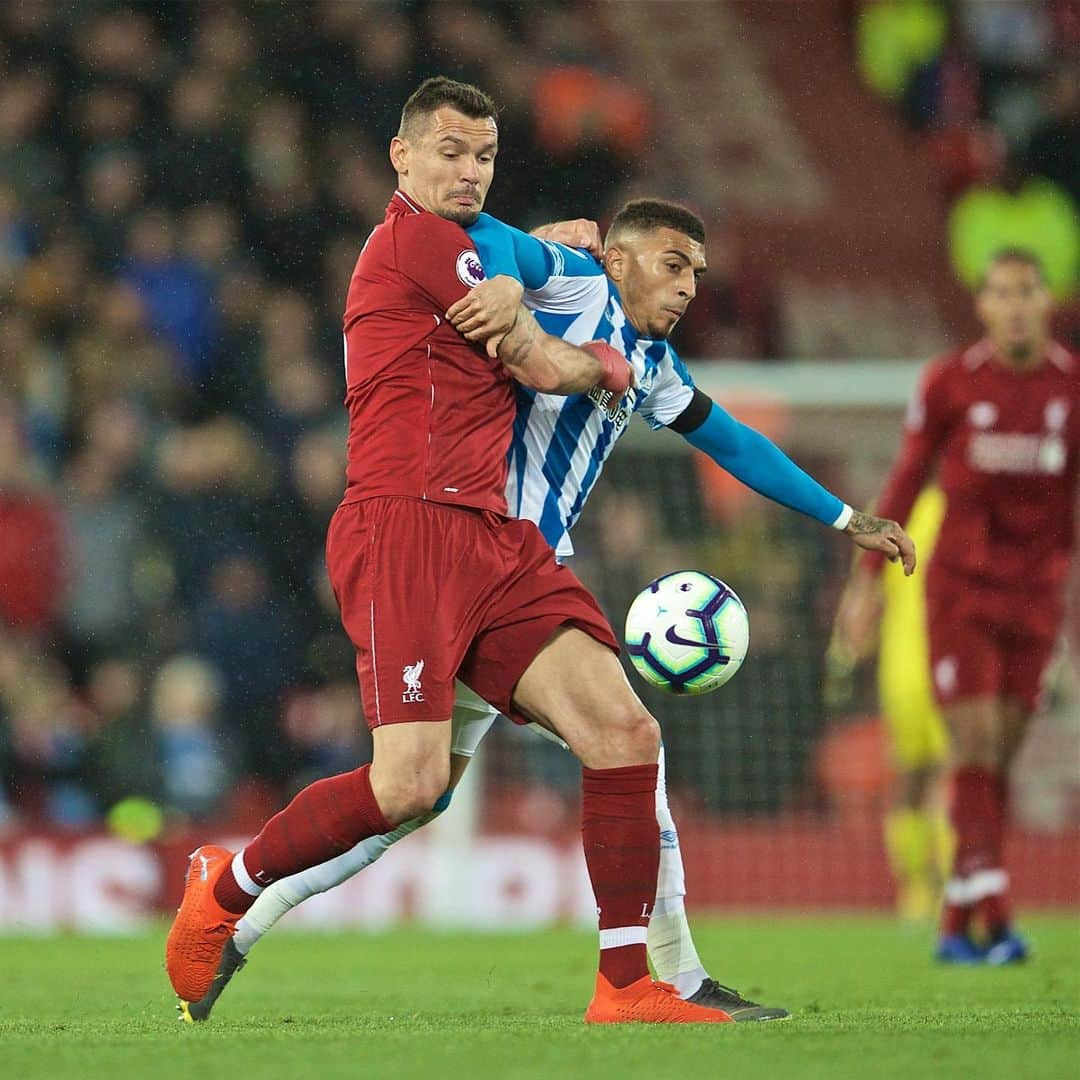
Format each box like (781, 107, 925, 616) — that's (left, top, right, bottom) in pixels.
(925, 564, 1063, 712)
(326, 495, 618, 728)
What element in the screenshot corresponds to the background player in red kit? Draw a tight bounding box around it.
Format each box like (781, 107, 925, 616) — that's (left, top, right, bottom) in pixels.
(835, 250, 1079, 965)
(166, 77, 800, 1025)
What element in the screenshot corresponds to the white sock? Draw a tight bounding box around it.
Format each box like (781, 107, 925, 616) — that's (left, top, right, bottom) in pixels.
(232, 885, 295, 955)
(649, 899, 709, 998)
(232, 810, 437, 956)
(647, 745, 709, 998)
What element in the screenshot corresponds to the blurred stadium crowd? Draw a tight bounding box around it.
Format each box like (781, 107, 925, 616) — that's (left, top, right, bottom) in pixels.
(0, 1, 1076, 831)
(0, 0, 658, 829)
(855, 0, 1079, 299)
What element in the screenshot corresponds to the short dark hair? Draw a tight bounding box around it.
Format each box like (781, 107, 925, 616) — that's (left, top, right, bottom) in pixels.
(606, 198, 706, 246)
(398, 76, 497, 138)
(978, 247, 1046, 289)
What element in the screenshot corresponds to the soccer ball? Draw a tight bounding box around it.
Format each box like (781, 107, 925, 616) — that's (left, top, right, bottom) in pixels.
(624, 571, 749, 695)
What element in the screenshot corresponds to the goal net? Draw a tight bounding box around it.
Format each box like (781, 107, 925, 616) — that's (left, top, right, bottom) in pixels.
(464, 360, 1080, 914)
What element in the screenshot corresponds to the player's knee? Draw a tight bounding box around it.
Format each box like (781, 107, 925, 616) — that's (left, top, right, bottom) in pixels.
(372, 764, 451, 825)
(383, 783, 445, 825)
(593, 701, 660, 763)
(628, 710, 661, 761)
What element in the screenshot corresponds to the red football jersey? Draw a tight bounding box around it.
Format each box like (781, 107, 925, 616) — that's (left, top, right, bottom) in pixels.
(341, 190, 513, 514)
(866, 339, 1080, 590)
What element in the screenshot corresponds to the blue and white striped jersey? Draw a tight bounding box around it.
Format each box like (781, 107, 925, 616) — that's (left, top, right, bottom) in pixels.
(465, 214, 848, 550)
(505, 240, 695, 558)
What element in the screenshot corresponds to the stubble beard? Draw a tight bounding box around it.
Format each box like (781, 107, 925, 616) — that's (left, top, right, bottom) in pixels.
(437, 187, 484, 227)
(440, 204, 481, 227)
(649, 313, 675, 341)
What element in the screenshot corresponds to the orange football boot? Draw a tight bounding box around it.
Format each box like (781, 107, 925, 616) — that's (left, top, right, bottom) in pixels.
(584, 973, 735, 1024)
(165, 845, 243, 1003)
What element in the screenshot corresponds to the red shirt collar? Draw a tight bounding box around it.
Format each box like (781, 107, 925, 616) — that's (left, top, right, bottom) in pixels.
(387, 189, 424, 216)
(963, 337, 1072, 373)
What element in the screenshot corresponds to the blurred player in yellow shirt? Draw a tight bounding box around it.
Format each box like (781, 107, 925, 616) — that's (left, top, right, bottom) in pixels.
(876, 487, 953, 922)
(829, 486, 952, 922)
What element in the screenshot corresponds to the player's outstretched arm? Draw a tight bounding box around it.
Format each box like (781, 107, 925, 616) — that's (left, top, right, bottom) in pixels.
(671, 391, 916, 576)
(673, 391, 852, 525)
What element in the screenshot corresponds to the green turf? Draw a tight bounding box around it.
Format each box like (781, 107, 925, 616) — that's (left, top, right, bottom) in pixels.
(1, 916, 1077, 1079)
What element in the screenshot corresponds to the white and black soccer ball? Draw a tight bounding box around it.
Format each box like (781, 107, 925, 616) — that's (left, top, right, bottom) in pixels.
(624, 571, 749, 695)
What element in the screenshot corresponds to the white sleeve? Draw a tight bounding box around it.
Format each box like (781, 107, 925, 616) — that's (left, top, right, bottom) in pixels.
(637, 346, 696, 430)
(523, 244, 609, 314)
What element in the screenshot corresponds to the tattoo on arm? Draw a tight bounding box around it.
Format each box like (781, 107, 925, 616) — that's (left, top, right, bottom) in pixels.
(846, 510, 887, 535)
(495, 306, 604, 393)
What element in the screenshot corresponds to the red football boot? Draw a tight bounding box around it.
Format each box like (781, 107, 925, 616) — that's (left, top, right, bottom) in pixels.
(585, 973, 735, 1024)
(165, 845, 243, 1003)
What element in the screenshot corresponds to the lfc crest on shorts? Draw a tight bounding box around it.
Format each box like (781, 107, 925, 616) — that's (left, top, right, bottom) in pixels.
(402, 659, 425, 703)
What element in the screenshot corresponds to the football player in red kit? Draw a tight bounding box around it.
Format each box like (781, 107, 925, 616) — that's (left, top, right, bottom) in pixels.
(166, 77, 782, 1025)
(836, 249, 1079, 964)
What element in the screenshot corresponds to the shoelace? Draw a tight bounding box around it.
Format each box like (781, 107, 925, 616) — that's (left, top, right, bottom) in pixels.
(188, 922, 233, 964)
(699, 979, 754, 1006)
(648, 981, 711, 1017)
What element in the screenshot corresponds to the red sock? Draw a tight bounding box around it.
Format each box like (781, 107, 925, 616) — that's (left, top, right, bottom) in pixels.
(978, 892, 1013, 938)
(214, 764, 392, 913)
(582, 763, 659, 988)
(942, 765, 1008, 938)
(950, 765, 1005, 877)
(975, 772, 1011, 936)
(942, 901, 973, 937)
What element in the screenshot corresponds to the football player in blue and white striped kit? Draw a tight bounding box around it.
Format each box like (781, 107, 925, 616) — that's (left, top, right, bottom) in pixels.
(182, 200, 912, 1023)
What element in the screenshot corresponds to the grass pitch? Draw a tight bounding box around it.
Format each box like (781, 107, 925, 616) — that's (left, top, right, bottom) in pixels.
(1, 916, 1077, 1079)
